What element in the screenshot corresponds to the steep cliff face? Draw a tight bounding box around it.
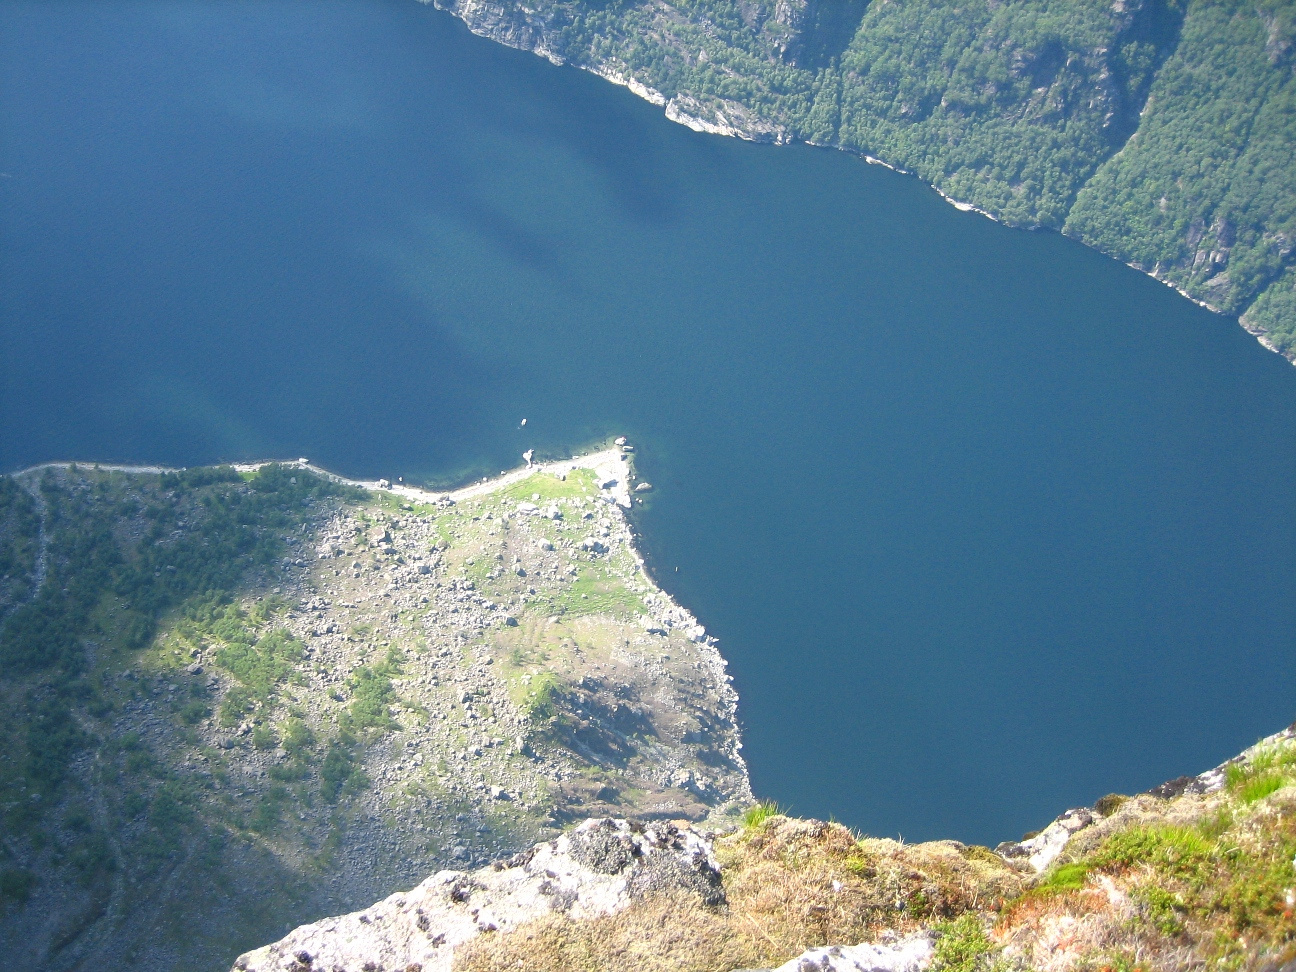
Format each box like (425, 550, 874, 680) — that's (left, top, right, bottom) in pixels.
(422, 0, 1296, 362)
(231, 725, 1296, 972)
(0, 452, 748, 972)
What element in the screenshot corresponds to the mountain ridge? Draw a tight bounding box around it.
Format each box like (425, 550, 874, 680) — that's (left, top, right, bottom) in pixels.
(422, 0, 1296, 362)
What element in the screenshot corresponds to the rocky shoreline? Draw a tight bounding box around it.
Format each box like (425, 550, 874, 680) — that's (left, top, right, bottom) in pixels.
(419, 0, 1293, 366)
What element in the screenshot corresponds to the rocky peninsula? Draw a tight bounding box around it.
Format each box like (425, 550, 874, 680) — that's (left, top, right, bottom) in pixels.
(0, 446, 749, 971)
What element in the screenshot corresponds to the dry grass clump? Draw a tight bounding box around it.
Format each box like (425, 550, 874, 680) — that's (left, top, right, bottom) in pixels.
(716, 816, 1021, 957)
(450, 891, 752, 972)
(453, 816, 1024, 972)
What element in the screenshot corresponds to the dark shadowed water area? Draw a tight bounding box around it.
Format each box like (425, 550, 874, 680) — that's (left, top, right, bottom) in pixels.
(3, 0, 1294, 848)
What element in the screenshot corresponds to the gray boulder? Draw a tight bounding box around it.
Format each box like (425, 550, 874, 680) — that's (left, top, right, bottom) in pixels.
(762, 933, 934, 972)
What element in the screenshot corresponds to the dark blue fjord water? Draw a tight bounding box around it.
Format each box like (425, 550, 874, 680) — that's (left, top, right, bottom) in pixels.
(3, 0, 1294, 848)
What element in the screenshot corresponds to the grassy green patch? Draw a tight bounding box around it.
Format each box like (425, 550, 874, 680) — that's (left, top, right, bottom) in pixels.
(281, 716, 314, 755)
(463, 556, 495, 586)
(1093, 823, 1212, 874)
(249, 785, 289, 834)
(1230, 742, 1296, 778)
(1036, 861, 1091, 894)
(178, 699, 210, 725)
(1052, 799, 1296, 963)
(1087, 952, 1149, 972)
(931, 913, 996, 972)
(1240, 773, 1286, 804)
(519, 671, 563, 721)
(0, 479, 40, 599)
(1134, 884, 1186, 936)
(1226, 744, 1296, 805)
(251, 725, 277, 750)
(320, 732, 367, 803)
(741, 800, 783, 829)
(90, 596, 157, 659)
(500, 470, 597, 503)
(1094, 793, 1129, 816)
(537, 563, 644, 619)
(344, 645, 403, 732)
(213, 622, 303, 717)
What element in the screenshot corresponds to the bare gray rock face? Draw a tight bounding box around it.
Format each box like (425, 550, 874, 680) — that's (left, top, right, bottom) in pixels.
(231, 818, 721, 972)
(763, 933, 934, 972)
(994, 807, 1097, 874)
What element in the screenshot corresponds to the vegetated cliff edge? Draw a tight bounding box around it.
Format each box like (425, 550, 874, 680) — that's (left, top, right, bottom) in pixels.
(423, 0, 1296, 363)
(236, 724, 1296, 972)
(0, 448, 749, 972)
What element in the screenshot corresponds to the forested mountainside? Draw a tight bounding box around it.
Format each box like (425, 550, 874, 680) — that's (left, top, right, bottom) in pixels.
(0, 458, 747, 971)
(428, 0, 1296, 360)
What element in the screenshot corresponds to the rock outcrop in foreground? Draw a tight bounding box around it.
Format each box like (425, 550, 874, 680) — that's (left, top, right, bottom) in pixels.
(235, 818, 723, 972)
(235, 724, 1296, 972)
